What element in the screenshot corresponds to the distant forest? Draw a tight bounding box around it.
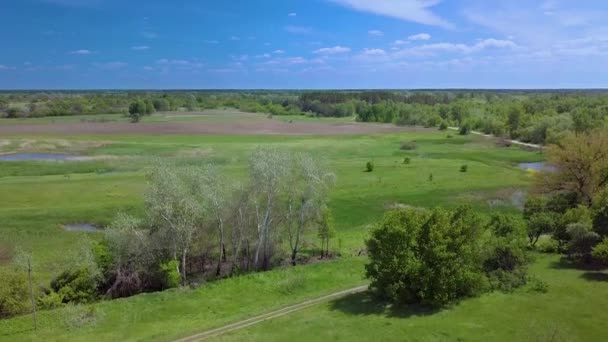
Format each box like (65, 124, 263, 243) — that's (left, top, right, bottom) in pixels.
(2, 90, 608, 145)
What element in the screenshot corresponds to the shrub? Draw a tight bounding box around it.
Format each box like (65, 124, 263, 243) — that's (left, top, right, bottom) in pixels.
(592, 188, 608, 237)
(528, 277, 549, 293)
(537, 238, 559, 253)
(566, 223, 601, 262)
(592, 238, 608, 265)
(37, 290, 64, 310)
(159, 260, 181, 289)
(439, 121, 448, 130)
(459, 122, 471, 135)
(50, 268, 99, 304)
(400, 141, 417, 151)
(526, 212, 556, 247)
(446, 134, 453, 139)
(366, 206, 486, 307)
(403, 157, 411, 165)
(365, 161, 374, 172)
(0, 269, 29, 318)
(554, 205, 593, 250)
(488, 213, 525, 238)
(460, 164, 468, 172)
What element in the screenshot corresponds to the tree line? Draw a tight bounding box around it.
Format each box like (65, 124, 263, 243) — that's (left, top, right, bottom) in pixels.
(3, 91, 608, 145)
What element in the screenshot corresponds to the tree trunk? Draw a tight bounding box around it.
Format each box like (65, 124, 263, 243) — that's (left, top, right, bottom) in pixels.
(27, 258, 37, 332)
(181, 249, 187, 284)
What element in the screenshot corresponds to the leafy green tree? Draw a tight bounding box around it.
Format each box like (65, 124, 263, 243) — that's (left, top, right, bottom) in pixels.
(526, 212, 556, 247)
(366, 206, 486, 307)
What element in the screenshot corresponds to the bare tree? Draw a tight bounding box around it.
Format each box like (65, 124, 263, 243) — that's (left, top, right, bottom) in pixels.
(284, 153, 335, 265)
(187, 165, 231, 276)
(249, 147, 290, 270)
(145, 163, 201, 283)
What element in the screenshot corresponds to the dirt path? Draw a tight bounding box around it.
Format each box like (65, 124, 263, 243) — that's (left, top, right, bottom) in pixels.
(448, 127, 542, 149)
(173, 285, 369, 342)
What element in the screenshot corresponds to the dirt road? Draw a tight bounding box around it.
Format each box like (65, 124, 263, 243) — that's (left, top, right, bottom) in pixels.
(173, 285, 369, 342)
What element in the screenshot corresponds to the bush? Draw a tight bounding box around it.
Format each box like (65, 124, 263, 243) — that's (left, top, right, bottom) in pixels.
(159, 260, 181, 289)
(459, 122, 471, 135)
(446, 134, 453, 139)
(592, 238, 608, 265)
(537, 238, 559, 253)
(439, 121, 448, 130)
(37, 290, 64, 310)
(365, 161, 374, 172)
(528, 277, 549, 293)
(0, 270, 29, 318)
(460, 164, 468, 173)
(592, 188, 608, 237)
(366, 206, 486, 307)
(50, 268, 99, 304)
(400, 141, 417, 151)
(566, 223, 601, 262)
(402, 157, 411, 165)
(526, 212, 556, 247)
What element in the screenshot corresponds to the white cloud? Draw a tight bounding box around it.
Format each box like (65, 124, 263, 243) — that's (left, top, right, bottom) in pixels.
(273, 49, 286, 54)
(204, 40, 219, 44)
(362, 48, 386, 55)
(0, 65, 8, 70)
(404, 38, 517, 55)
(329, 0, 452, 28)
(288, 12, 297, 16)
(393, 40, 409, 46)
(143, 66, 154, 71)
(70, 49, 92, 55)
(131, 45, 149, 51)
(408, 33, 431, 40)
(285, 25, 312, 34)
(255, 53, 272, 58)
(368, 29, 384, 37)
(314, 45, 351, 54)
(230, 36, 240, 41)
(155, 59, 204, 69)
(264, 42, 271, 46)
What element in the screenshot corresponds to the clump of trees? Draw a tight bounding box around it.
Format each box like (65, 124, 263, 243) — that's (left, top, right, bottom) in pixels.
(26, 148, 336, 311)
(525, 129, 608, 266)
(366, 206, 528, 307)
(128, 99, 155, 122)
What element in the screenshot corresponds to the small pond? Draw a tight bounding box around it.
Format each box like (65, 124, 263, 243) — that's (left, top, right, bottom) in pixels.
(0, 153, 75, 161)
(518, 162, 557, 172)
(63, 223, 100, 232)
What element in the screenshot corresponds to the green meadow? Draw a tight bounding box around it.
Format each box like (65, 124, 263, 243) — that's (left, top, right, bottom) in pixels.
(4, 112, 599, 341)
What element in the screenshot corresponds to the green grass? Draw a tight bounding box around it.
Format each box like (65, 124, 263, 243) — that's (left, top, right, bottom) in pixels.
(0, 113, 557, 341)
(216, 254, 608, 342)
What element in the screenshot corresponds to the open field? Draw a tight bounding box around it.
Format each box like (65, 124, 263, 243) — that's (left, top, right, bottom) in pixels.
(3, 109, 596, 341)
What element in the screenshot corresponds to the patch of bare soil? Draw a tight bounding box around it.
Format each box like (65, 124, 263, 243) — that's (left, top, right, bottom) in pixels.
(0, 244, 12, 265)
(0, 120, 433, 136)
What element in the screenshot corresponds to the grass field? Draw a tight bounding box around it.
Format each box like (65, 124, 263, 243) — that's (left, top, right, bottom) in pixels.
(2, 110, 593, 341)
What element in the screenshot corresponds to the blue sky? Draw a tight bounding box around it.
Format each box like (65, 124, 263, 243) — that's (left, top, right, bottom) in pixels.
(1, 0, 608, 89)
